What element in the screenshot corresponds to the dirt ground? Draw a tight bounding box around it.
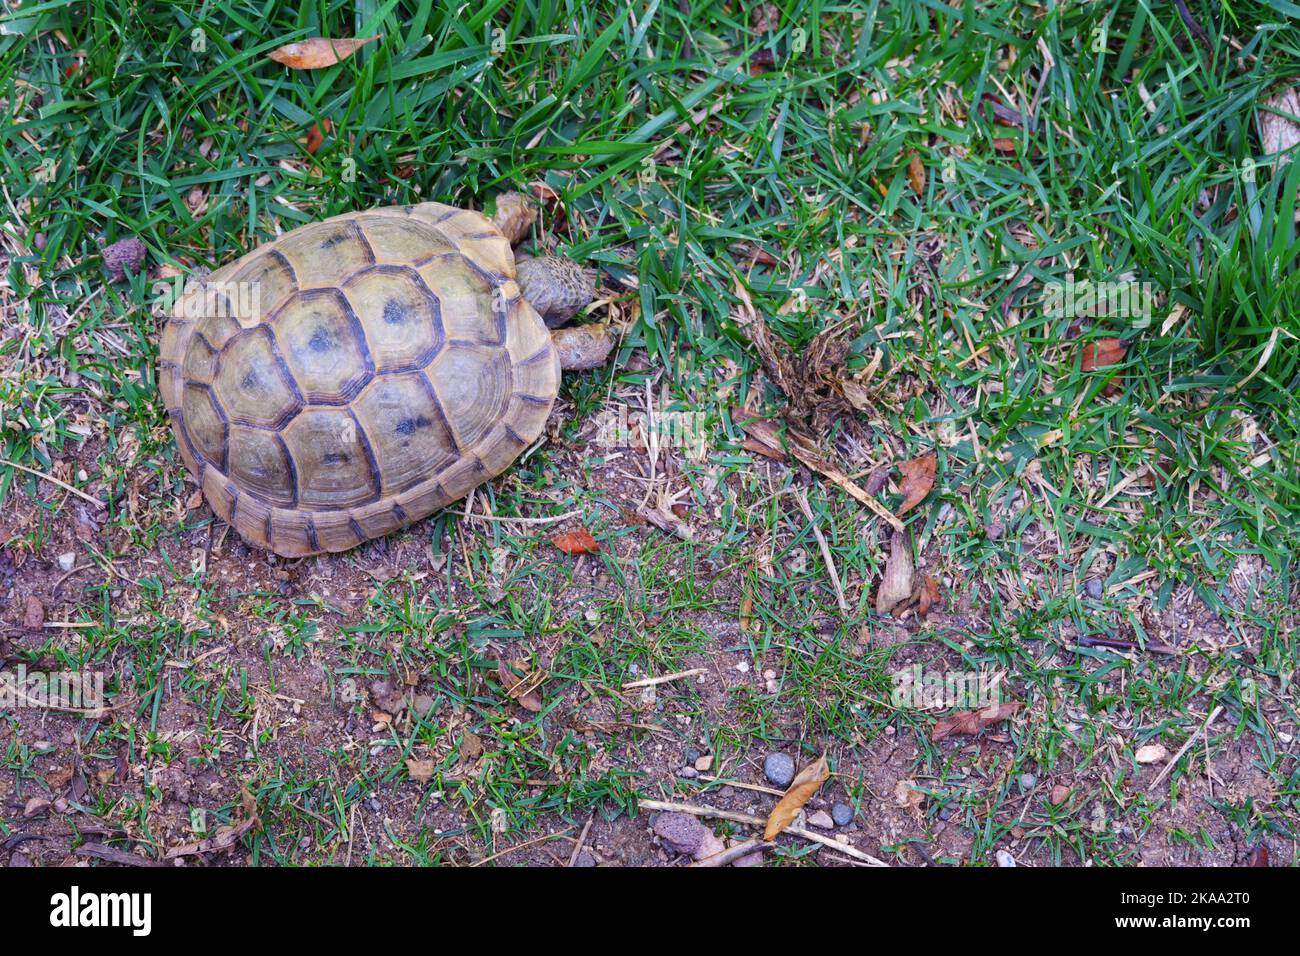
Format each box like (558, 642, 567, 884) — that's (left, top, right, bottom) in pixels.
(1, 420, 1292, 868)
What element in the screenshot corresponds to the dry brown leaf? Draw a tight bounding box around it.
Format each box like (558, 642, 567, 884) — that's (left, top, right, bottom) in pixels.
(875, 529, 914, 617)
(915, 574, 942, 620)
(496, 660, 543, 712)
(992, 137, 1016, 154)
(933, 701, 1021, 740)
(907, 152, 925, 195)
(23, 595, 44, 630)
(893, 779, 925, 817)
(459, 730, 484, 761)
(268, 35, 381, 69)
(305, 119, 331, 155)
(1080, 337, 1127, 372)
(406, 758, 435, 783)
(895, 452, 936, 517)
(552, 528, 600, 555)
(764, 754, 830, 840)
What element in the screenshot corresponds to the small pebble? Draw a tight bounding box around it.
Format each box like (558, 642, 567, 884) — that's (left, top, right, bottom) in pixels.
(831, 803, 853, 827)
(763, 752, 795, 788)
(685, 748, 702, 765)
(572, 850, 596, 867)
(694, 755, 713, 772)
(1084, 579, 1103, 600)
(677, 767, 698, 779)
(807, 810, 835, 829)
(56, 552, 76, 572)
(995, 849, 1017, 868)
(938, 806, 954, 821)
(1020, 773, 1036, 789)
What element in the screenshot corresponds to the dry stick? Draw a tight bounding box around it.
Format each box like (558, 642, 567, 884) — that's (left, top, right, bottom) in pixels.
(74, 843, 165, 867)
(566, 816, 594, 867)
(446, 507, 581, 525)
(1147, 705, 1224, 793)
(471, 827, 574, 867)
(688, 839, 774, 868)
(639, 798, 888, 867)
(791, 488, 849, 614)
(0, 459, 101, 506)
(621, 667, 706, 690)
(695, 775, 785, 797)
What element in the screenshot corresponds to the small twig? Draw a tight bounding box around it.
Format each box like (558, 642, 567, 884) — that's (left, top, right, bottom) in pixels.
(566, 816, 594, 867)
(74, 843, 165, 867)
(471, 827, 574, 867)
(638, 798, 888, 866)
(791, 488, 849, 614)
(1077, 634, 1178, 656)
(0, 459, 101, 506)
(622, 667, 706, 690)
(1148, 705, 1224, 792)
(688, 839, 774, 867)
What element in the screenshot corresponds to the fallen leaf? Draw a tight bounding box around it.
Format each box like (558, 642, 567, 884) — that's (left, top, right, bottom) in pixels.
(1080, 337, 1127, 372)
(992, 137, 1016, 153)
(552, 529, 600, 555)
(764, 754, 830, 840)
(23, 595, 44, 630)
(406, 758, 435, 783)
(1247, 844, 1270, 867)
(875, 530, 914, 617)
(459, 730, 483, 761)
(915, 574, 942, 619)
(496, 660, 543, 712)
(1135, 743, 1168, 765)
(893, 779, 925, 818)
(906, 152, 926, 195)
(268, 36, 381, 69)
(933, 701, 1021, 740)
(305, 119, 331, 155)
(896, 452, 936, 517)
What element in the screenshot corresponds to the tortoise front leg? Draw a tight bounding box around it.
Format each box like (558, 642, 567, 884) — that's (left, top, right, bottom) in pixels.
(552, 324, 614, 371)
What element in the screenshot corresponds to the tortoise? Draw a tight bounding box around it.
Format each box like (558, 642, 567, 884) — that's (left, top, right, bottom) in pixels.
(158, 193, 613, 558)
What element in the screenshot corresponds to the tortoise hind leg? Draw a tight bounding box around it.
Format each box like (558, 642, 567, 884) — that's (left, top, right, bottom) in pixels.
(551, 324, 614, 371)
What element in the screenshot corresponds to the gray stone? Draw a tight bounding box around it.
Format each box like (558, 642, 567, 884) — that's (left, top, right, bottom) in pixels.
(1084, 579, 1103, 599)
(1020, 773, 1036, 789)
(831, 802, 853, 826)
(763, 752, 795, 788)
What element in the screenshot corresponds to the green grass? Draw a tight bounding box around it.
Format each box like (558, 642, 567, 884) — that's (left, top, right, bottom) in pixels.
(1, 0, 1298, 866)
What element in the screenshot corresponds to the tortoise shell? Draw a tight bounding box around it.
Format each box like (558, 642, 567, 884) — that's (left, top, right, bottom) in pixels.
(158, 203, 560, 557)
